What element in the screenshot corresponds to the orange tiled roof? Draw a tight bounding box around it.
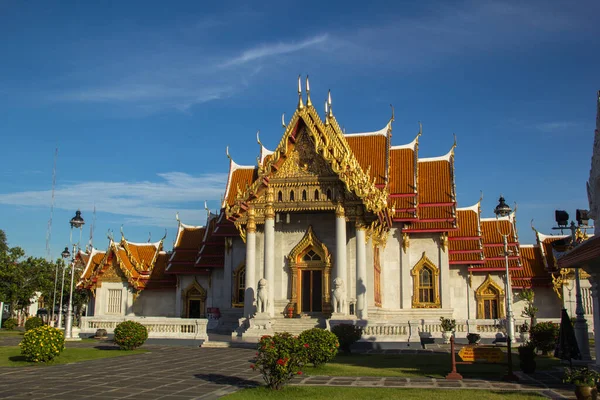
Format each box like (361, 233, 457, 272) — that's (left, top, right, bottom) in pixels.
(145, 252, 176, 290)
(470, 218, 521, 271)
(223, 163, 258, 207)
(345, 134, 387, 186)
(78, 249, 107, 286)
(168, 223, 206, 274)
(512, 245, 551, 288)
(405, 156, 456, 232)
(536, 232, 569, 272)
(449, 206, 484, 264)
(389, 143, 417, 221)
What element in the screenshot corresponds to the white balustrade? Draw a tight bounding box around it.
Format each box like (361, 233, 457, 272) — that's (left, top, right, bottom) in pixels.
(80, 316, 208, 340)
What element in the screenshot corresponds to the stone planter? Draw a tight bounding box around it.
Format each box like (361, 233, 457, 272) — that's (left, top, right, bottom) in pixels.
(467, 333, 481, 345)
(574, 385, 598, 400)
(442, 331, 453, 344)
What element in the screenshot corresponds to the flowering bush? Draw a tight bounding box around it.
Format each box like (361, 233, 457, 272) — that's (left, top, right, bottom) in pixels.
(530, 321, 559, 355)
(3, 318, 17, 330)
(19, 325, 65, 362)
(113, 321, 148, 350)
(331, 323, 363, 353)
(563, 367, 600, 387)
(298, 328, 339, 367)
(252, 333, 306, 390)
(25, 316, 44, 331)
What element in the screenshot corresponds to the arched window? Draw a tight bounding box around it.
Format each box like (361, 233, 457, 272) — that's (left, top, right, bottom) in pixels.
(290, 190, 295, 201)
(232, 262, 245, 307)
(314, 189, 319, 200)
(302, 190, 307, 201)
(302, 249, 321, 261)
(476, 276, 505, 319)
(411, 252, 440, 308)
(278, 191, 283, 202)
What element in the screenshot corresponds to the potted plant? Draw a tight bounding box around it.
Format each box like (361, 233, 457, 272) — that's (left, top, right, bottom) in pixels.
(518, 341, 536, 374)
(519, 322, 530, 342)
(467, 333, 481, 345)
(439, 317, 456, 344)
(563, 367, 600, 400)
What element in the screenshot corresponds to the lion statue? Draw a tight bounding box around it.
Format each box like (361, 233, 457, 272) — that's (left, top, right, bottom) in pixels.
(331, 277, 345, 314)
(256, 278, 269, 314)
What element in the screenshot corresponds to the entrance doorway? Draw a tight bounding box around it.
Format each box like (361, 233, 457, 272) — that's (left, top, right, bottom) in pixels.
(188, 299, 203, 318)
(301, 270, 323, 312)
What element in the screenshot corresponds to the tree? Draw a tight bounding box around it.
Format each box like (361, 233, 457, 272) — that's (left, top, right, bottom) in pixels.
(519, 288, 539, 328)
(0, 229, 7, 253)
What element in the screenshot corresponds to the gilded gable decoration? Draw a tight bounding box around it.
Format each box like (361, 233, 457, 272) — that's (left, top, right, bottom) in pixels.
(475, 275, 505, 319)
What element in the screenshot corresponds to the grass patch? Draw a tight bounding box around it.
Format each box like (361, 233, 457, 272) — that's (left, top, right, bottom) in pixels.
(305, 353, 561, 379)
(223, 387, 545, 399)
(0, 330, 23, 336)
(0, 346, 147, 367)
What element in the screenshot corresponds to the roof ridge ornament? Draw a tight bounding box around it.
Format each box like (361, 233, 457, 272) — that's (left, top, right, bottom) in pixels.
(226, 145, 232, 161)
(390, 104, 395, 123)
(120, 225, 125, 240)
(297, 75, 304, 109)
(327, 89, 333, 117)
(256, 130, 262, 147)
(306, 75, 312, 107)
(281, 113, 286, 128)
(418, 121, 423, 137)
(324, 100, 329, 125)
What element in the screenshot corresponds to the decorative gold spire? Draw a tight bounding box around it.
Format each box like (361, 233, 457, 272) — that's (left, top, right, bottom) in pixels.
(306, 75, 312, 107)
(327, 89, 332, 117)
(297, 75, 304, 109)
(281, 113, 286, 128)
(226, 145, 232, 161)
(324, 100, 329, 125)
(390, 104, 395, 123)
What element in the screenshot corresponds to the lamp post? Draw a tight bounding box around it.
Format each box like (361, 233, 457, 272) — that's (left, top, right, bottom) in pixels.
(65, 210, 84, 340)
(494, 196, 515, 343)
(552, 210, 592, 361)
(57, 246, 70, 328)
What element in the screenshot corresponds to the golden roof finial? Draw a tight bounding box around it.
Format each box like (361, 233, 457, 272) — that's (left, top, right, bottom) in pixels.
(306, 75, 312, 107)
(417, 121, 423, 137)
(327, 89, 332, 117)
(324, 100, 329, 125)
(226, 145, 232, 161)
(390, 104, 395, 122)
(256, 130, 262, 147)
(297, 75, 304, 109)
(281, 113, 286, 128)
(451, 134, 457, 155)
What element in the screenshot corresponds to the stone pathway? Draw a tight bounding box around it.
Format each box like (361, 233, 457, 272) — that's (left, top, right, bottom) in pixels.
(0, 336, 579, 399)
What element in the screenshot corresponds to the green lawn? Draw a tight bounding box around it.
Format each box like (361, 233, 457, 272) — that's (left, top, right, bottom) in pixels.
(0, 346, 147, 367)
(224, 387, 545, 400)
(304, 353, 561, 379)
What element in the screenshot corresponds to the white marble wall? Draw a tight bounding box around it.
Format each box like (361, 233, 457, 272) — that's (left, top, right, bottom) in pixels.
(94, 282, 132, 317)
(133, 290, 176, 317)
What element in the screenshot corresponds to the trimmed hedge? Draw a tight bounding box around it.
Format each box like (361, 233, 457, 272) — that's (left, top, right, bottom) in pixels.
(113, 320, 148, 350)
(298, 328, 339, 367)
(331, 324, 363, 353)
(3, 318, 17, 330)
(19, 325, 65, 362)
(25, 316, 44, 331)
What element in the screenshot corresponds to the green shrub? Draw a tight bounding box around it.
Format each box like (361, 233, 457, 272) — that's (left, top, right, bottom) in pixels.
(114, 320, 148, 350)
(252, 333, 306, 390)
(331, 323, 362, 353)
(19, 325, 65, 362)
(3, 318, 17, 330)
(530, 321, 559, 355)
(298, 328, 339, 367)
(25, 317, 44, 331)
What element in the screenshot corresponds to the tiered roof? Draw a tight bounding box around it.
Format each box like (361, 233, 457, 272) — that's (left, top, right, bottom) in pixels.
(449, 203, 484, 265)
(512, 245, 551, 288)
(167, 222, 206, 274)
(476, 215, 521, 271)
(77, 234, 175, 291)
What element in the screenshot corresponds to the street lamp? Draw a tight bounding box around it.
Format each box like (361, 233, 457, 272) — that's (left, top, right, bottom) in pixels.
(494, 196, 516, 343)
(57, 246, 70, 328)
(552, 209, 592, 361)
(65, 210, 84, 340)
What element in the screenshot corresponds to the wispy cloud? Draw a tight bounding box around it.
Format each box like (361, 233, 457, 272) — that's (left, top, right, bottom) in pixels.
(220, 34, 328, 68)
(0, 172, 228, 227)
(535, 121, 580, 133)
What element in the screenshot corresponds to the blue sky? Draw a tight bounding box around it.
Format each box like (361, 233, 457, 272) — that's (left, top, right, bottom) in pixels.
(0, 0, 598, 258)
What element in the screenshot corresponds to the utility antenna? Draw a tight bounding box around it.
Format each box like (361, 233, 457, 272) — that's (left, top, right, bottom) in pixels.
(46, 148, 58, 262)
(88, 204, 96, 251)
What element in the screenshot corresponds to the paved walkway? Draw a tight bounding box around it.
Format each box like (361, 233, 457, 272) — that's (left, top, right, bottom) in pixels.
(0, 335, 579, 399)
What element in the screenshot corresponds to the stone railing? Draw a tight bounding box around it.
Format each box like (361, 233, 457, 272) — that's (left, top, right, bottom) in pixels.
(329, 318, 563, 341)
(80, 316, 208, 341)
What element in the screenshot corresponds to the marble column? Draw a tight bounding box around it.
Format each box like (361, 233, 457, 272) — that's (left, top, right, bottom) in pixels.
(244, 207, 257, 318)
(264, 188, 275, 317)
(589, 277, 600, 367)
(574, 267, 592, 360)
(439, 233, 451, 309)
(356, 220, 368, 319)
(335, 204, 347, 314)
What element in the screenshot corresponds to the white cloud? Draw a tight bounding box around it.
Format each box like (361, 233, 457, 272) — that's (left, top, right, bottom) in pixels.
(0, 172, 228, 228)
(535, 121, 580, 133)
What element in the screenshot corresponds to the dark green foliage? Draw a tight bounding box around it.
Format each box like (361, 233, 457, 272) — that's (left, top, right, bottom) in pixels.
(518, 342, 537, 373)
(331, 324, 363, 353)
(19, 325, 65, 362)
(113, 320, 148, 350)
(3, 318, 17, 330)
(530, 321, 559, 355)
(298, 328, 339, 367)
(25, 316, 44, 331)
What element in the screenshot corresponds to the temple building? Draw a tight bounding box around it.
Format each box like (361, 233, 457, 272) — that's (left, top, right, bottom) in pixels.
(77, 79, 595, 341)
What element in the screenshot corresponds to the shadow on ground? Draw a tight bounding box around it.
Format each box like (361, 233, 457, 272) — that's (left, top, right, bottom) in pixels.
(194, 373, 260, 388)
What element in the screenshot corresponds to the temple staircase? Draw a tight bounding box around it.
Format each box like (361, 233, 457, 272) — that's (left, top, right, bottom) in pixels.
(271, 315, 326, 335)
